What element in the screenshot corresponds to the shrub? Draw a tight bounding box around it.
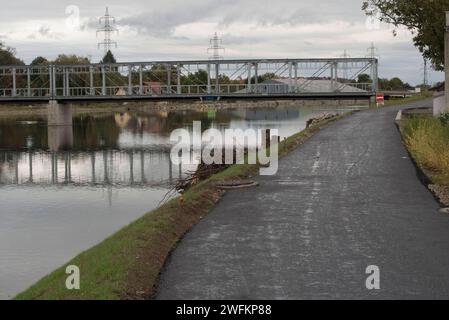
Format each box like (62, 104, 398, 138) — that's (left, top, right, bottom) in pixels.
(438, 112, 449, 126)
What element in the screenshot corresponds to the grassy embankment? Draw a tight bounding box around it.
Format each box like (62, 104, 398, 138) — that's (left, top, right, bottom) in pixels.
(382, 90, 433, 107)
(15, 112, 350, 300)
(401, 116, 449, 188)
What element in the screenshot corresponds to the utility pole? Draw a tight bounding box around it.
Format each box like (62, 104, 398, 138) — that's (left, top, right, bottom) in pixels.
(446, 12, 449, 110)
(423, 58, 429, 87)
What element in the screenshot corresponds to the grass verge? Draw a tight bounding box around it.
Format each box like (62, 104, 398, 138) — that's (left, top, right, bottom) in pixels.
(382, 91, 432, 107)
(15, 112, 351, 300)
(400, 116, 449, 187)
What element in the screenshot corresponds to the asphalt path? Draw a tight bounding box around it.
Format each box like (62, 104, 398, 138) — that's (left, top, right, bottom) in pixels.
(156, 100, 449, 299)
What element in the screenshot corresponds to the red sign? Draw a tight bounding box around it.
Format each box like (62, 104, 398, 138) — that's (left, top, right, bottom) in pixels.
(376, 93, 385, 105)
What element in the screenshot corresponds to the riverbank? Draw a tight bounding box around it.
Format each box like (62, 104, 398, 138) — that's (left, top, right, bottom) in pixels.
(399, 113, 449, 206)
(14, 112, 351, 300)
(0, 98, 367, 118)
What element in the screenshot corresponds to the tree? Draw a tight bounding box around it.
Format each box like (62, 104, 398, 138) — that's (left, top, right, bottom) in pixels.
(388, 77, 405, 90)
(0, 42, 24, 90)
(29, 57, 50, 89)
(249, 72, 277, 84)
(357, 74, 372, 83)
(378, 76, 410, 90)
(181, 69, 209, 85)
(52, 54, 90, 65)
(31, 56, 49, 65)
(0, 41, 24, 65)
(378, 78, 390, 90)
(100, 50, 117, 64)
(363, 0, 449, 71)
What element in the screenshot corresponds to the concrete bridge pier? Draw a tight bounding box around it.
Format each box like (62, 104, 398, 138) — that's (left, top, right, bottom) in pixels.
(47, 100, 73, 151)
(48, 100, 72, 126)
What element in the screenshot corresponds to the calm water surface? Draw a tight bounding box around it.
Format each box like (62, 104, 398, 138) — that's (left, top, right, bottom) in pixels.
(0, 104, 365, 299)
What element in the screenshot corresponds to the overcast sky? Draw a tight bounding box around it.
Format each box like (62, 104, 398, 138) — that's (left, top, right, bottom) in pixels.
(0, 0, 443, 85)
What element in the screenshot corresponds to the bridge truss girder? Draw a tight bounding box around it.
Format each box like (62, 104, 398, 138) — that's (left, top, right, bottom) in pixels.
(0, 58, 378, 101)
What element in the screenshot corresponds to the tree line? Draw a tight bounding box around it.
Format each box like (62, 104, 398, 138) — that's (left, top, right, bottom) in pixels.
(357, 74, 415, 91)
(0, 45, 273, 89)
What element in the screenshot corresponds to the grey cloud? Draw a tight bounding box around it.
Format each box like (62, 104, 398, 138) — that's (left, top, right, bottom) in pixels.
(217, 0, 365, 27)
(116, 0, 362, 37)
(38, 25, 50, 36)
(118, 1, 230, 37)
(26, 25, 61, 40)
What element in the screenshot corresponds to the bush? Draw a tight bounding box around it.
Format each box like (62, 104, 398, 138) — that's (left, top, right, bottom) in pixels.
(438, 113, 449, 126)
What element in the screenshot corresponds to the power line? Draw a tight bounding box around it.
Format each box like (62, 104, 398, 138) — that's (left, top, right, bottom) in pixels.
(207, 32, 225, 60)
(97, 7, 118, 54)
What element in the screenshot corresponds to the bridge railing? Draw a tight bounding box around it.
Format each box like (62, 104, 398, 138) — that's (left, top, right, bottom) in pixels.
(1, 88, 52, 98)
(0, 82, 374, 99)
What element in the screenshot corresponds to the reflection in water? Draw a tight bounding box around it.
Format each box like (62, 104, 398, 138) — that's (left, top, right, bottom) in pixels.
(0, 104, 366, 299)
(48, 126, 73, 152)
(0, 107, 318, 189)
(0, 150, 183, 187)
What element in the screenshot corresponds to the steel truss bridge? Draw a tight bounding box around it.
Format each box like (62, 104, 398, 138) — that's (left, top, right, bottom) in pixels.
(0, 58, 378, 102)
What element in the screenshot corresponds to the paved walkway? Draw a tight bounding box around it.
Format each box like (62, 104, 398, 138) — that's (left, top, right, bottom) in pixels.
(156, 100, 449, 299)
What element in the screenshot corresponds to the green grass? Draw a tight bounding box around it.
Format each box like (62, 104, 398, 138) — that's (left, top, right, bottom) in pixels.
(382, 91, 433, 107)
(15, 113, 350, 300)
(401, 116, 449, 186)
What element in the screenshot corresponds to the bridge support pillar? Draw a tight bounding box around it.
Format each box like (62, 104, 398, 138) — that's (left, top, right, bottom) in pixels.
(369, 95, 376, 107)
(47, 100, 73, 151)
(48, 100, 72, 126)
